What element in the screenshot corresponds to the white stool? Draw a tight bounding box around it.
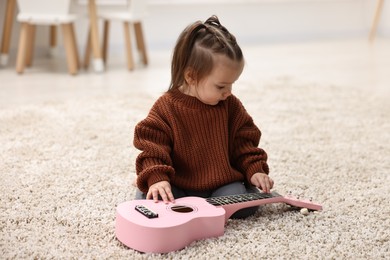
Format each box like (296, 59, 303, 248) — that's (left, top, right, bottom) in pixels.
(84, 0, 149, 70)
(15, 0, 80, 75)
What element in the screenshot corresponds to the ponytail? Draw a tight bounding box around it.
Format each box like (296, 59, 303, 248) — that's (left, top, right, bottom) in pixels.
(169, 15, 243, 91)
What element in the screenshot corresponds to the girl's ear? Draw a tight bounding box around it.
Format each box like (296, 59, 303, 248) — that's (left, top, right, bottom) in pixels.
(184, 68, 196, 86)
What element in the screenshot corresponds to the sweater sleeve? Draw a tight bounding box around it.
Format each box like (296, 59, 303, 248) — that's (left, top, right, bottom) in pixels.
(229, 96, 269, 183)
(133, 101, 175, 193)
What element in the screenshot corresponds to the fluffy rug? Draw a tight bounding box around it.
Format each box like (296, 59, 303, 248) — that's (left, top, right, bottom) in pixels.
(1, 77, 389, 259)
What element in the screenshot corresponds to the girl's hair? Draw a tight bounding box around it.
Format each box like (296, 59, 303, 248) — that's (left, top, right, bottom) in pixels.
(168, 15, 243, 91)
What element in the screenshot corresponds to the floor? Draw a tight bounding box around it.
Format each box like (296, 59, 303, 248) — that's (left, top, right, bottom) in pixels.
(0, 37, 389, 109)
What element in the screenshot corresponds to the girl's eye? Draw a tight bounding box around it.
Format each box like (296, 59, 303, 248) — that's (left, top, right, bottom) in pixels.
(216, 85, 225, 90)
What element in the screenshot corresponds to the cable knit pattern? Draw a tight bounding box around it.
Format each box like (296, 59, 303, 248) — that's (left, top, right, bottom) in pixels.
(134, 89, 269, 193)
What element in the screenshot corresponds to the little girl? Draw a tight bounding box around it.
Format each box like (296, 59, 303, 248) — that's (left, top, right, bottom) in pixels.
(133, 15, 273, 218)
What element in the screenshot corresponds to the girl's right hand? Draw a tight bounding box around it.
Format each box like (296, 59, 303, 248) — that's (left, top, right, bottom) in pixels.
(146, 181, 175, 204)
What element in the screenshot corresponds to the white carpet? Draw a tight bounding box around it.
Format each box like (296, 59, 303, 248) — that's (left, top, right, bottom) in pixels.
(1, 77, 389, 259)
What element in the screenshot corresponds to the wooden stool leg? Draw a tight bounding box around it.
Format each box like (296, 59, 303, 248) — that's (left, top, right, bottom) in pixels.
(103, 20, 110, 64)
(134, 21, 148, 66)
(123, 22, 134, 70)
(16, 22, 29, 74)
(49, 25, 57, 56)
(69, 23, 80, 69)
(25, 24, 36, 67)
(16, 23, 30, 73)
(88, 0, 104, 72)
(84, 27, 92, 69)
(61, 23, 78, 75)
(1, 0, 16, 66)
(369, 0, 384, 42)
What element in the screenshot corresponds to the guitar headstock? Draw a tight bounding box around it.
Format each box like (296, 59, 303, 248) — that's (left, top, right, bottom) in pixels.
(274, 192, 323, 211)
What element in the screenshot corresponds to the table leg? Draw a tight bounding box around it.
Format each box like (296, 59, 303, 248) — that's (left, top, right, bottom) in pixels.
(49, 25, 57, 56)
(369, 0, 384, 42)
(88, 0, 104, 72)
(1, 0, 16, 66)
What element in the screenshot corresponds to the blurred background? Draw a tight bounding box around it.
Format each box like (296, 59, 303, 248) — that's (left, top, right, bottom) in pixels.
(1, 0, 389, 55)
(0, 0, 389, 106)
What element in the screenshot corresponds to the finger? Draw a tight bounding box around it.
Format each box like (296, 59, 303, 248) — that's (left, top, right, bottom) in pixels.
(267, 179, 272, 193)
(265, 182, 271, 193)
(158, 188, 169, 204)
(261, 179, 270, 193)
(252, 177, 261, 189)
(269, 178, 274, 189)
(152, 189, 159, 202)
(160, 187, 175, 204)
(166, 189, 175, 203)
(146, 190, 152, 200)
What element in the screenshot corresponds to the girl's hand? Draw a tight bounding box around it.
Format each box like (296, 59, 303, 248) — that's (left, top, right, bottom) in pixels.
(250, 173, 274, 193)
(146, 181, 175, 204)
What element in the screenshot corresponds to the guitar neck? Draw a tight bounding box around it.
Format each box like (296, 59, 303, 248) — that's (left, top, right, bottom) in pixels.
(206, 192, 279, 208)
(206, 192, 322, 220)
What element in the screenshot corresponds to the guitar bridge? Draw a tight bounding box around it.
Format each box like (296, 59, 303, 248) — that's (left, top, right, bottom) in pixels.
(135, 205, 158, 219)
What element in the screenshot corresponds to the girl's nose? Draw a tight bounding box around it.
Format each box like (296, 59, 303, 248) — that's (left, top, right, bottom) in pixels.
(224, 86, 232, 98)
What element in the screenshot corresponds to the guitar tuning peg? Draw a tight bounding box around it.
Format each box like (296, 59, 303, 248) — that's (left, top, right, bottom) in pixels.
(300, 208, 309, 216)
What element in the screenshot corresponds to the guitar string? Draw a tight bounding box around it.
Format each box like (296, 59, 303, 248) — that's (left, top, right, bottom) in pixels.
(207, 193, 276, 206)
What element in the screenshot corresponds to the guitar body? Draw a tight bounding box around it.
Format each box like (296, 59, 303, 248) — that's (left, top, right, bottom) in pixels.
(115, 192, 322, 253)
(115, 197, 226, 253)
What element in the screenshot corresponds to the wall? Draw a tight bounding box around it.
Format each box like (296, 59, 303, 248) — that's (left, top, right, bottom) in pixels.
(0, 0, 389, 59)
(144, 0, 389, 50)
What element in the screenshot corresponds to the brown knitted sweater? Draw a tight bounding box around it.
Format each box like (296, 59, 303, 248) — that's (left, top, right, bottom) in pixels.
(134, 89, 269, 193)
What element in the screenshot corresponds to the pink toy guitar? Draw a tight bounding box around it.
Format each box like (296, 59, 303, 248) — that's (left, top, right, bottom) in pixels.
(115, 192, 322, 253)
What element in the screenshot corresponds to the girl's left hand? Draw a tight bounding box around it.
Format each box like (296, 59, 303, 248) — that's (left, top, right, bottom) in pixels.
(250, 172, 274, 193)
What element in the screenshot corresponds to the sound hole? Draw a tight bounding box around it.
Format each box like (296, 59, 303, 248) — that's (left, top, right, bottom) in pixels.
(170, 205, 194, 213)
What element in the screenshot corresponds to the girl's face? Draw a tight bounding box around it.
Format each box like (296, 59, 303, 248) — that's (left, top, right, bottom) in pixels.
(186, 55, 244, 105)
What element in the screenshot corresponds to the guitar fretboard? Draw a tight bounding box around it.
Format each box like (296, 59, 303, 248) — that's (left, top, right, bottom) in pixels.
(206, 192, 278, 206)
